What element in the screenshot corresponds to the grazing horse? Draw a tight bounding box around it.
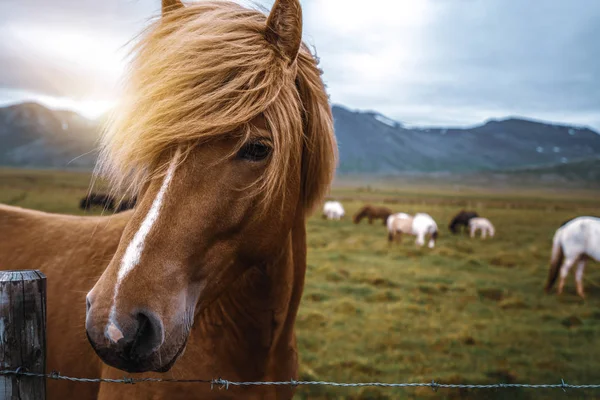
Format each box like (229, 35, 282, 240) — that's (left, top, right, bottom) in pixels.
(387, 213, 413, 243)
(79, 192, 115, 211)
(387, 213, 439, 248)
(80, 193, 137, 213)
(388, 212, 411, 222)
(113, 196, 137, 213)
(545, 217, 600, 299)
(469, 217, 495, 239)
(386, 212, 410, 228)
(449, 210, 479, 234)
(322, 201, 345, 220)
(560, 216, 600, 227)
(0, 1, 337, 399)
(353, 204, 393, 225)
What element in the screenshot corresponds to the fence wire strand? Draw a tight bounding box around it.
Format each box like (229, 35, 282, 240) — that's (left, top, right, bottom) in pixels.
(1, 369, 600, 392)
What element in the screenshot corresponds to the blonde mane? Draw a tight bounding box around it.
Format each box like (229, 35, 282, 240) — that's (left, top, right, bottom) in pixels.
(96, 0, 337, 213)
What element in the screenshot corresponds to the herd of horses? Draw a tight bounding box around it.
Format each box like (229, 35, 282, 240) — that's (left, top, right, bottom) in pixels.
(321, 201, 599, 300)
(323, 201, 495, 248)
(0, 0, 598, 398)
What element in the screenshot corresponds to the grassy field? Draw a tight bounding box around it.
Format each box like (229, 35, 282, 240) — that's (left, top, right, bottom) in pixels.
(2, 168, 600, 399)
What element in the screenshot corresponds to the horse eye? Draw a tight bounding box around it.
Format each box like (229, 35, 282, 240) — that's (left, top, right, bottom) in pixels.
(237, 141, 271, 162)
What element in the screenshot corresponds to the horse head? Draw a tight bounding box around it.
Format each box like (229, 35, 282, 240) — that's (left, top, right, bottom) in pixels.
(85, 0, 336, 373)
(353, 205, 369, 224)
(449, 219, 458, 234)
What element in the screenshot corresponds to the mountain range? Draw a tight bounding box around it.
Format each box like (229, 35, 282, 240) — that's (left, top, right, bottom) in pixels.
(332, 105, 600, 174)
(1, 102, 599, 176)
(0, 102, 98, 169)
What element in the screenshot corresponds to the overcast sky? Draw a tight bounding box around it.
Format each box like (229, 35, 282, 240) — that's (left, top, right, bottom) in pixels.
(0, 0, 599, 130)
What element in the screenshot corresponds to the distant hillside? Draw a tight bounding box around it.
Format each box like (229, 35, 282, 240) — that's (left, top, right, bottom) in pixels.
(333, 105, 600, 174)
(1, 102, 599, 177)
(0, 102, 98, 168)
(504, 157, 600, 182)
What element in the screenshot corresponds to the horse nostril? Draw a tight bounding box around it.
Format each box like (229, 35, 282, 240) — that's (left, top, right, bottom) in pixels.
(86, 295, 92, 313)
(129, 311, 164, 359)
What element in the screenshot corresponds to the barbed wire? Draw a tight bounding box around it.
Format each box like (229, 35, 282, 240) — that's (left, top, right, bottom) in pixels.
(2, 369, 600, 392)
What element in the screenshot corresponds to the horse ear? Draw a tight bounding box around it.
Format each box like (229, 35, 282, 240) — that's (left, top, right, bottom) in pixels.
(162, 0, 183, 15)
(265, 0, 303, 64)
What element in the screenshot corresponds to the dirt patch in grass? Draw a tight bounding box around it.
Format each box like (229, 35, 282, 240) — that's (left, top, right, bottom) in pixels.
(490, 252, 519, 268)
(561, 315, 583, 328)
(366, 290, 400, 303)
(305, 292, 329, 302)
(478, 288, 505, 301)
(499, 297, 529, 310)
(418, 285, 438, 295)
(355, 276, 400, 288)
(463, 336, 476, 345)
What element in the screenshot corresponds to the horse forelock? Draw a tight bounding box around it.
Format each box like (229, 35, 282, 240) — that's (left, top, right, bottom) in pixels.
(95, 0, 336, 215)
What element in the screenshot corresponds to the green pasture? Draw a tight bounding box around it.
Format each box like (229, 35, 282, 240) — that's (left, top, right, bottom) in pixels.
(1, 168, 600, 399)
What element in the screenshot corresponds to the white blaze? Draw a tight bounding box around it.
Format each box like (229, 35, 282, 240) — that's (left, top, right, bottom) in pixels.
(118, 156, 179, 282)
(106, 322, 124, 343)
(108, 151, 180, 327)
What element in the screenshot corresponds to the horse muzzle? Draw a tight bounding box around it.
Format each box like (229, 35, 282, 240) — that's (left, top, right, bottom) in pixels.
(85, 301, 180, 373)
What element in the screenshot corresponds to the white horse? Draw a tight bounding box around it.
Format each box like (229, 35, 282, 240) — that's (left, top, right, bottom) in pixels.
(387, 213, 413, 244)
(386, 212, 411, 229)
(545, 216, 600, 298)
(322, 201, 345, 220)
(387, 212, 438, 248)
(413, 213, 439, 248)
(469, 217, 495, 239)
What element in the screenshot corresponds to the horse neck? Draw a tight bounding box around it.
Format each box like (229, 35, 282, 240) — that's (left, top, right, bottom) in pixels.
(189, 211, 307, 381)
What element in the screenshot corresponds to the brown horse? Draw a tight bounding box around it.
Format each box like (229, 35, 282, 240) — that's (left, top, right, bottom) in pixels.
(0, 0, 337, 399)
(353, 204, 393, 225)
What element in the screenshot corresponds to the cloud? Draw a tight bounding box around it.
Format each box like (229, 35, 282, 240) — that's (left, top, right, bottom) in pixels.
(0, 0, 599, 130)
(305, 0, 600, 129)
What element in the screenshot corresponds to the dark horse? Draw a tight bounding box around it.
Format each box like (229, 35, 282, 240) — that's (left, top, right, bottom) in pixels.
(449, 210, 479, 234)
(353, 204, 393, 225)
(79, 193, 137, 213)
(114, 196, 137, 212)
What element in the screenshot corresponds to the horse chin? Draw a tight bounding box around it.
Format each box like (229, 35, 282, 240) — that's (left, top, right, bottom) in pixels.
(88, 330, 190, 374)
(154, 337, 190, 373)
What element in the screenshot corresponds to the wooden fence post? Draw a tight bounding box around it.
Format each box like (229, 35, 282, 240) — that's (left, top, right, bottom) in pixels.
(0, 271, 46, 400)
